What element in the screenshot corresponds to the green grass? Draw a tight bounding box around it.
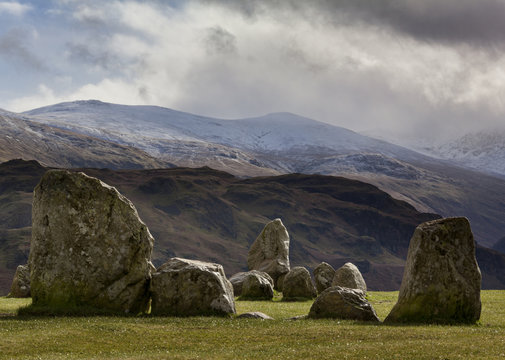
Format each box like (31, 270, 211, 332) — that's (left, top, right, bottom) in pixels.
(1, 291, 505, 359)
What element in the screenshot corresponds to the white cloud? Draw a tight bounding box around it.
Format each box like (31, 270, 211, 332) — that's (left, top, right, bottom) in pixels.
(0, 1, 32, 16)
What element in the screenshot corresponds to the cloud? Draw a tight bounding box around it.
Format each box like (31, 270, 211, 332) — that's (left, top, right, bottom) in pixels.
(4, 0, 505, 143)
(0, 28, 47, 71)
(201, 0, 505, 48)
(0, 1, 32, 16)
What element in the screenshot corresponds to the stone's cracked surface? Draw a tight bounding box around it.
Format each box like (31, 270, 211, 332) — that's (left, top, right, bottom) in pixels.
(150, 257, 236, 316)
(385, 217, 482, 324)
(247, 218, 290, 289)
(29, 170, 154, 313)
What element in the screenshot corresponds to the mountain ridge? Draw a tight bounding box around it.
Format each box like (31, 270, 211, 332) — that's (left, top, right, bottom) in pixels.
(2, 100, 504, 247)
(1, 160, 504, 296)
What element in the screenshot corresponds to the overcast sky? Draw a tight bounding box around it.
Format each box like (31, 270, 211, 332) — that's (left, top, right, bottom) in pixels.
(1, 0, 505, 143)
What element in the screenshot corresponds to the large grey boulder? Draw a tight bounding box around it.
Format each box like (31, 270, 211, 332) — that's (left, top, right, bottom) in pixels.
(247, 218, 290, 288)
(314, 262, 335, 294)
(7, 264, 31, 298)
(385, 217, 481, 324)
(229, 270, 274, 296)
(308, 286, 380, 322)
(332, 262, 367, 293)
(241, 272, 274, 300)
(150, 257, 236, 316)
(29, 170, 154, 314)
(282, 266, 317, 300)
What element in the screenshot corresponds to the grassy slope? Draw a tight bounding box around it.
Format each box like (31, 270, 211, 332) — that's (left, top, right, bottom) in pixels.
(0, 291, 504, 359)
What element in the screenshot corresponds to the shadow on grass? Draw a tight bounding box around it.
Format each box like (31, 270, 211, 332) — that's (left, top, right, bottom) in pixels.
(16, 304, 145, 318)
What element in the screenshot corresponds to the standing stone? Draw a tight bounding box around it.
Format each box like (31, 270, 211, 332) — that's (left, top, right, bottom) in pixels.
(29, 170, 154, 314)
(314, 262, 335, 294)
(241, 272, 274, 300)
(229, 270, 274, 296)
(332, 262, 367, 293)
(282, 266, 317, 300)
(7, 264, 31, 298)
(308, 286, 380, 322)
(247, 218, 290, 288)
(385, 217, 481, 324)
(150, 257, 236, 316)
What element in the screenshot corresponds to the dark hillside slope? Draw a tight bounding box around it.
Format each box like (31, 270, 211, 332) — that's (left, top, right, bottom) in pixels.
(0, 160, 503, 294)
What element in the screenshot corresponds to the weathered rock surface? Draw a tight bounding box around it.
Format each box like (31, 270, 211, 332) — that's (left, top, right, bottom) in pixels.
(385, 217, 481, 324)
(7, 264, 30, 298)
(332, 262, 367, 293)
(240, 272, 274, 300)
(308, 286, 380, 322)
(282, 266, 317, 300)
(314, 262, 335, 294)
(29, 170, 154, 314)
(247, 218, 290, 288)
(236, 311, 274, 320)
(150, 257, 236, 316)
(229, 270, 274, 296)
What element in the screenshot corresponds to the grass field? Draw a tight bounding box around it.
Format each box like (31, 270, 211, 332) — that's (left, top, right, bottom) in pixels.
(1, 291, 504, 359)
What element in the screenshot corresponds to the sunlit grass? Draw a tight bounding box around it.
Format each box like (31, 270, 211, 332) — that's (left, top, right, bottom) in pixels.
(0, 291, 504, 359)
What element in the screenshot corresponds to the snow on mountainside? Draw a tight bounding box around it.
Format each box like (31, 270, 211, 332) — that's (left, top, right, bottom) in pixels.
(24, 100, 430, 165)
(421, 130, 505, 177)
(25, 100, 431, 179)
(0, 111, 166, 169)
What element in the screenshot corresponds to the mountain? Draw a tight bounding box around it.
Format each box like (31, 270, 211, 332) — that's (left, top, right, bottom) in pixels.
(493, 236, 505, 254)
(415, 129, 505, 178)
(21, 100, 505, 247)
(1, 160, 504, 296)
(0, 110, 169, 170)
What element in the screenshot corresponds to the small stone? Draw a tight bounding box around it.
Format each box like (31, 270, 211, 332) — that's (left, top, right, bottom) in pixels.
(7, 264, 31, 298)
(240, 272, 274, 300)
(236, 312, 274, 320)
(308, 286, 380, 322)
(282, 266, 317, 300)
(150, 257, 236, 316)
(332, 262, 367, 293)
(313, 262, 335, 294)
(229, 270, 274, 296)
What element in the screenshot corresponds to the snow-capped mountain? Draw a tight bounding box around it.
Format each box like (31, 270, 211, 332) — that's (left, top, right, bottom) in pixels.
(24, 100, 431, 174)
(420, 130, 505, 177)
(15, 100, 505, 247)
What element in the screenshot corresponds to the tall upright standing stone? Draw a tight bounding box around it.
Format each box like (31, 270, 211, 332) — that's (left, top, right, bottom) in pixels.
(385, 217, 481, 324)
(29, 170, 154, 314)
(247, 218, 290, 289)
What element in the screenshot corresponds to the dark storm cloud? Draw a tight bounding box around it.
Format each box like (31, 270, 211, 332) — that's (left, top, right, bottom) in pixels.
(202, 0, 505, 47)
(0, 28, 47, 70)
